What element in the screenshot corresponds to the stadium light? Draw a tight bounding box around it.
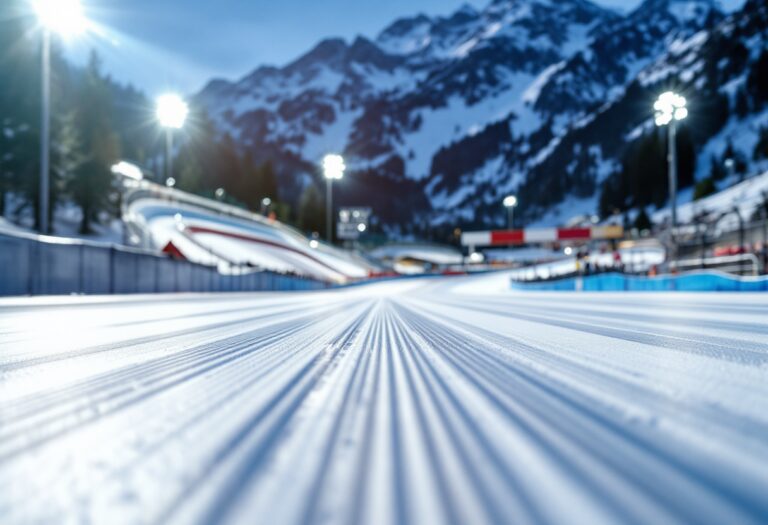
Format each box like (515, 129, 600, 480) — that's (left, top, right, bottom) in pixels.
(503, 195, 518, 208)
(323, 154, 345, 180)
(156, 94, 189, 130)
(654, 91, 687, 127)
(468, 252, 484, 264)
(261, 197, 272, 215)
(32, 0, 88, 234)
(323, 154, 345, 244)
(156, 94, 188, 187)
(503, 195, 518, 230)
(654, 91, 688, 240)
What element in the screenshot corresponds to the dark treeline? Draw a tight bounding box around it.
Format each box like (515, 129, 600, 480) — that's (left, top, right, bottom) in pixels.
(0, 0, 158, 233)
(598, 125, 697, 218)
(171, 109, 287, 221)
(0, 0, 304, 235)
(598, 31, 768, 224)
(173, 113, 330, 236)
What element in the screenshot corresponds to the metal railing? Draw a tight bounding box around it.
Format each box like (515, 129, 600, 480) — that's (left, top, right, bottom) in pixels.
(671, 254, 761, 277)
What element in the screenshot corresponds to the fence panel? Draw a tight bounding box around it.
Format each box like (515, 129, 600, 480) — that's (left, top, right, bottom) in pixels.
(156, 258, 178, 293)
(135, 255, 158, 293)
(0, 232, 329, 297)
(81, 244, 112, 294)
(33, 242, 81, 295)
(0, 235, 32, 296)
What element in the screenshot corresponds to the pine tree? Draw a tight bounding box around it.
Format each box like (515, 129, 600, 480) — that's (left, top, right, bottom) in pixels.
(611, 131, 667, 211)
(175, 108, 218, 193)
(634, 208, 652, 232)
(754, 126, 768, 161)
(215, 134, 243, 198)
(68, 52, 120, 234)
(693, 177, 716, 200)
(259, 161, 279, 201)
(52, 109, 83, 219)
(747, 50, 768, 107)
(237, 151, 263, 211)
(0, 0, 44, 224)
(270, 201, 292, 223)
(297, 183, 324, 235)
(177, 156, 204, 194)
(709, 155, 726, 180)
(108, 83, 155, 166)
(734, 88, 750, 118)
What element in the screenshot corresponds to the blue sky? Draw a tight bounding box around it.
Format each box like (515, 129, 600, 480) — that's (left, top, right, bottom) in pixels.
(65, 0, 744, 96)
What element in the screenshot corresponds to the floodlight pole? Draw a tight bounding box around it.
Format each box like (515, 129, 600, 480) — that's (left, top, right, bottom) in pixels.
(166, 128, 173, 183)
(39, 28, 51, 234)
(655, 92, 686, 267)
(667, 119, 679, 266)
(156, 94, 188, 185)
(507, 207, 514, 230)
(326, 177, 333, 244)
(668, 119, 678, 233)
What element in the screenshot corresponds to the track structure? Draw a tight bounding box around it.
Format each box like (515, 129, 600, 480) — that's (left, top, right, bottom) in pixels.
(0, 276, 767, 525)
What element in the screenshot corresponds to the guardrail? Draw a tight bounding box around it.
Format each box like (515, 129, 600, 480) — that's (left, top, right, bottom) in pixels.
(672, 254, 762, 276)
(510, 271, 768, 292)
(0, 231, 329, 296)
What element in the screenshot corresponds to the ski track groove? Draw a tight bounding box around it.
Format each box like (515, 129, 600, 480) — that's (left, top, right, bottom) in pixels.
(0, 303, 362, 462)
(1, 281, 767, 525)
(434, 299, 768, 365)
(392, 302, 766, 524)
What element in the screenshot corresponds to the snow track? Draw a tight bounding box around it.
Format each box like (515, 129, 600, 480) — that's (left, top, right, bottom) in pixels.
(0, 278, 767, 525)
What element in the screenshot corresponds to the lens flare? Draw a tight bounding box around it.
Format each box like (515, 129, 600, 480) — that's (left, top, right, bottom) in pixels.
(156, 94, 189, 129)
(33, 0, 87, 36)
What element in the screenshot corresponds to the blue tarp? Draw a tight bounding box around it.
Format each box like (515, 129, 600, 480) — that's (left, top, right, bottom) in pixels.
(512, 272, 768, 292)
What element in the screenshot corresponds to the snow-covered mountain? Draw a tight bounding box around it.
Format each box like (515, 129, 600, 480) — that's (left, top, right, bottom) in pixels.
(196, 0, 766, 235)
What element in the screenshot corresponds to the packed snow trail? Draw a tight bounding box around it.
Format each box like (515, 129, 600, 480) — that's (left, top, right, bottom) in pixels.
(1, 275, 767, 525)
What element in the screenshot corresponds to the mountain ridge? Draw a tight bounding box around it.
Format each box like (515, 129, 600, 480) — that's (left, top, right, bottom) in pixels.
(195, 0, 766, 238)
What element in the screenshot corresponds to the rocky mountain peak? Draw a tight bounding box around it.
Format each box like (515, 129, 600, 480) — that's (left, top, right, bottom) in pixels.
(195, 0, 755, 235)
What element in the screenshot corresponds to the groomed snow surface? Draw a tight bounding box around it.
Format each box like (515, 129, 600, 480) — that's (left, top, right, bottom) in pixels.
(1, 274, 767, 525)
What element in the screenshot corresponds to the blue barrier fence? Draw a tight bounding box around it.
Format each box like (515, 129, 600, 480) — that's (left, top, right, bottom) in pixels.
(511, 271, 768, 292)
(0, 232, 329, 296)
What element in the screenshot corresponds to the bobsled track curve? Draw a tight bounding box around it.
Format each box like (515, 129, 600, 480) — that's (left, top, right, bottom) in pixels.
(0, 274, 767, 525)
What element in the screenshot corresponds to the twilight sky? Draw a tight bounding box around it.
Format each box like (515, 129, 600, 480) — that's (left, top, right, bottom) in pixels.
(63, 0, 745, 96)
